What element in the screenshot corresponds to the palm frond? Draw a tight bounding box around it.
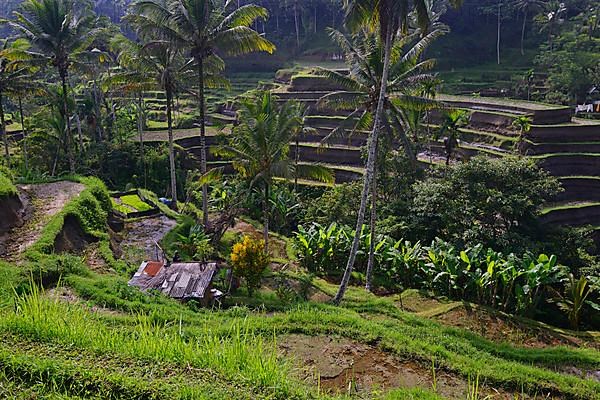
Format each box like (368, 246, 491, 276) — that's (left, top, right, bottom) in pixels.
(213, 26, 275, 56)
(294, 163, 335, 184)
(313, 67, 365, 92)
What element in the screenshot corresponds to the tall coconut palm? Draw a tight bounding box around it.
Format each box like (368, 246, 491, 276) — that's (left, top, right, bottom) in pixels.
(317, 28, 446, 291)
(536, 0, 567, 53)
(121, 40, 187, 206)
(110, 34, 227, 201)
(333, 0, 462, 305)
(317, 28, 446, 170)
(127, 0, 275, 228)
(216, 91, 333, 251)
(0, 38, 36, 165)
(9, 0, 96, 172)
(107, 35, 157, 188)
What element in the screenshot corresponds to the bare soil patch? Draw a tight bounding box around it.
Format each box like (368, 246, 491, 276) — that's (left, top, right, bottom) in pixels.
(279, 334, 516, 399)
(398, 290, 449, 314)
(434, 304, 599, 350)
(2, 181, 85, 260)
(83, 242, 110, 273)
(53, 215, 98, 255)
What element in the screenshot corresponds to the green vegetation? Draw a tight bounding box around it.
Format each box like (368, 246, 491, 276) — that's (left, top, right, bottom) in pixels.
(0, 0, 599, 398)
(0, 168, 16, 198)
(120, 194, 153, 212)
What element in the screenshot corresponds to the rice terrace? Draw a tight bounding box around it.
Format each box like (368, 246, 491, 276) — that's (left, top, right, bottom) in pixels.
(1, 0, 600, 399)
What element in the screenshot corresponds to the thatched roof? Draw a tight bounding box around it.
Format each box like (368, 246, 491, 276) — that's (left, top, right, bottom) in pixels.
(129, 261, 219, 300)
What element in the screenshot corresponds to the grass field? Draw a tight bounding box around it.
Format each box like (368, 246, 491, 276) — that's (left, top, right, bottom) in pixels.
(2, 175, 600, 399)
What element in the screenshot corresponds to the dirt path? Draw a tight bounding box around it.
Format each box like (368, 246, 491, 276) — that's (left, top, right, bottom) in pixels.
(1, 181, 85, 261)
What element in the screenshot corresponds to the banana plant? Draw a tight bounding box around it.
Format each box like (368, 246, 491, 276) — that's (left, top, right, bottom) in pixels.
(552, 274, 600, 330)
(385, 240, 425, 288)
(516, 254, 564, 316)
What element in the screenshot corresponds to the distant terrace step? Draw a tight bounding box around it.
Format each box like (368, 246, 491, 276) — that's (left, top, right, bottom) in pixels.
(540, 202, 600, 227)
(527, 123, 600, 143)
(554, 177, 600, 203)
(524, 141, 600, 155)
(535, 154, 600, 177)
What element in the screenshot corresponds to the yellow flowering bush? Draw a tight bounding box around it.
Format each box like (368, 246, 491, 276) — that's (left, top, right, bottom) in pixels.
(230, 235, 270, 296)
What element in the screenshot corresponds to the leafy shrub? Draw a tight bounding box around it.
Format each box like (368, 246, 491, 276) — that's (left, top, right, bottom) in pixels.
(230, 236, 270, 296)
(294, 223, 354, 275)
(302, 182, 361, 228)
(176, 114, 198, 129)
(174, 224, 215, 262)
(238, 182, 302, 235)
(410, 157, 562, 254)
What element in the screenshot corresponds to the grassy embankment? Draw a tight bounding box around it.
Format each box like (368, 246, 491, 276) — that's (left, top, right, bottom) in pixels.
(1, 175, 600, 399)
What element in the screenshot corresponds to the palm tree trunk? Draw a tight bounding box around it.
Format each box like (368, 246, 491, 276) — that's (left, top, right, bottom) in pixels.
(497, 0, 501, 65)
(263, 181, 270, 253)
(0, 91, 9, 165)
(138, 93, 147, 188)
(166, 88, 178, 208)
(93, 79, 104, 142)
(197, 57, 209, 228)
(18, 96, 28, 170)
(294, 1, 301, 49)
(294, 136, 299, 192)
(521, 9, 527, 56)
(60, 72, 75, 173)
(76, 113, 83, 156)
(365, 162, 377, 292)
(333, 29, 394, 305)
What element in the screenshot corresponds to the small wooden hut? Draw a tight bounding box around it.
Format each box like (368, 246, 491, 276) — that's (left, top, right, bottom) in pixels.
(129, 261, 222, 304)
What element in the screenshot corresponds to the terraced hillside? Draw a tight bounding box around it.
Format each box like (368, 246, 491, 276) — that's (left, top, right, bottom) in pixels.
(270, 73, 600, 233)
(139, 70, 600, 232)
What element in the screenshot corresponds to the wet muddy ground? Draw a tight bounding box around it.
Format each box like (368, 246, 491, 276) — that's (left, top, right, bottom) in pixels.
(118, 215, 177, 265)
(279, 334, 516, 399)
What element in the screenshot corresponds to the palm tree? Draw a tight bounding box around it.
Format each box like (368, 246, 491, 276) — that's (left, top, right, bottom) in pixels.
(513, 0, 545, 56)
(0, 38, 35, 165)
(127, 0, 275, 229)
(9, 0, 96, 172)
(216, 91, 333, 251)
(332, 0, 462, 305)
(108, 35, 157, 188)
(117, 38, 187, 206)
(317, 29, 446, 291)
(439, 109, 469, 166)
(317, 28, 445, 170)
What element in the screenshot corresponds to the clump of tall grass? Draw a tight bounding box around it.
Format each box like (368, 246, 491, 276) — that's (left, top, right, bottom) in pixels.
(2, 283, 297, 398)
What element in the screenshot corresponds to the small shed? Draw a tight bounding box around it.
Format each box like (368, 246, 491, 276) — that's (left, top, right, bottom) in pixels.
(129, 261, 221, 303)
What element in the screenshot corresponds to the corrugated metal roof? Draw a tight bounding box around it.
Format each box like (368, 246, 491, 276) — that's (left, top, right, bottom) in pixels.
(129, 262, 219, 300)
(144, 261, 164, 277)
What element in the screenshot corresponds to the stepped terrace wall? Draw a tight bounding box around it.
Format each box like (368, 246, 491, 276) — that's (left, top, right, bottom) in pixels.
(540, 203, 600, 226)
(555, 178, 600, 203)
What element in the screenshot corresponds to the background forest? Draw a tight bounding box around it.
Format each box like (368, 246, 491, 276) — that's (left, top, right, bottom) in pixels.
(2, 0, 598, 103)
